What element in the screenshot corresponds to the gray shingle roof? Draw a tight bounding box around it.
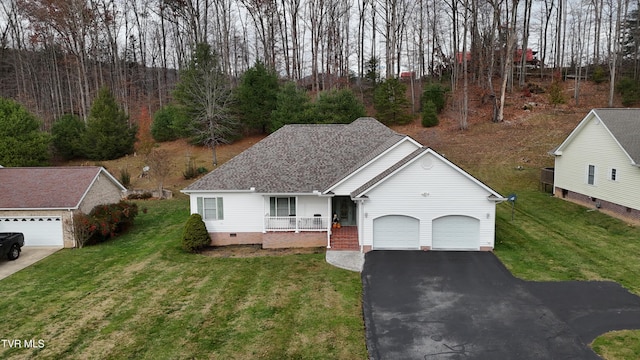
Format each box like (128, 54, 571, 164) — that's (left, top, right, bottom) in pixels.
(183, 118, 405, 193)
(593, 109, 640, 163)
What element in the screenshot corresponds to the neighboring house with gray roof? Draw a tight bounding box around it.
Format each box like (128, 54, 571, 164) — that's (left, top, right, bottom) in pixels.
(552, 109, 640, 222)
(182, 118, 504, 252)
(0, 166, 126, 248)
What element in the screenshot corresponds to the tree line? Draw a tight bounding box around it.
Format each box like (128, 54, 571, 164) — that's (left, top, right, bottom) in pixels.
(0, 43, 449, 168)
(2, 0, 640, 139)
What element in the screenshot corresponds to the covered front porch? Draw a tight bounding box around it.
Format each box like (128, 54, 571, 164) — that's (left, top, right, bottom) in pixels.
(263, 194, 331, 233)
(261, 194, 361, 250)
(264, 215, 329, 231)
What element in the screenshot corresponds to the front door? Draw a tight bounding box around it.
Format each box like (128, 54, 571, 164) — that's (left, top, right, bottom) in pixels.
(332, 197, 357, 226)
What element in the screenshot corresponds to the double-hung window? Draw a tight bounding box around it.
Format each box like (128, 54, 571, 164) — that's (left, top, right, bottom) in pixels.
(610, 168, 618, 181)
(196, 197, 224, 220)
(270, 197, 296, 216)
(587, 165, 596, 185)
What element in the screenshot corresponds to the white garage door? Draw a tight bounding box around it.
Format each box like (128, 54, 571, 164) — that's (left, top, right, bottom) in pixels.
(432, 215, 480, 250)
(373, 215, 420, 250)
(0, 217, 64, 247)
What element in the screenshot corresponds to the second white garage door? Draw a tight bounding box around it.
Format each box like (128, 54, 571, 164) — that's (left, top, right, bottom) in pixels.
(0, 217, 64, 247)
(373, 215, 420, 250)
(432, 215, 480, 250)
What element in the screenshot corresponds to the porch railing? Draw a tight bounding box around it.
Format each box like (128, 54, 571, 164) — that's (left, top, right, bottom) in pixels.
(264, 216, 328, 231)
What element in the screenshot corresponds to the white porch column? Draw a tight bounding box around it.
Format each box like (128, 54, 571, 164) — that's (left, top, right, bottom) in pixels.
(262, 195, 267, 233)
(326, 196, 332, 248)
(295, 196, 299, 233)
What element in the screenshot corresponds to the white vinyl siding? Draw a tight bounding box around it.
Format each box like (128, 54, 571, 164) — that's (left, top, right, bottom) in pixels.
(358, 152, 497, 250)
(554, 113, 640, 210)
(189, 193, 330, 234)
(190, 193, 263, 233)
(197, 197, 224, 220)
(330, 139, 420, 195)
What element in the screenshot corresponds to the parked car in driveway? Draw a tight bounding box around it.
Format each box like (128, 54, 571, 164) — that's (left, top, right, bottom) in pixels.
(0, 233, 24, 260)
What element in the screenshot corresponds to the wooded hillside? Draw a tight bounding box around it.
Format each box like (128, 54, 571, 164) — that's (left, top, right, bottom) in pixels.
(1, 0, 640, 129)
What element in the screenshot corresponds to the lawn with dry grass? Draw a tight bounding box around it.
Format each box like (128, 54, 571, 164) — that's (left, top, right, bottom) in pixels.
(0, 199, 366, 359)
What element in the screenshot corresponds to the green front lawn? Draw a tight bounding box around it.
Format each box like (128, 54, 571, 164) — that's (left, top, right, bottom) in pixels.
(0, 199, 366, 359)
(4, 180, 640, 359)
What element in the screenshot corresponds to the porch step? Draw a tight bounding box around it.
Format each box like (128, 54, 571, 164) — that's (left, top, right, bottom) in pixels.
(330, 226, 359, 251)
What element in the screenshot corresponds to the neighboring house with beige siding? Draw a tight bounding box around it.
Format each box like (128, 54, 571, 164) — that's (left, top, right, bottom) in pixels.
(0, 167, 126, 247)
(183, 118, 504, 253)
(552, 109, 640, 222)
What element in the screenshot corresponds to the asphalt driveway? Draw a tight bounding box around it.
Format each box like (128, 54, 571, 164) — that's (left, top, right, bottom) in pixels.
(362, 251, 640, 360)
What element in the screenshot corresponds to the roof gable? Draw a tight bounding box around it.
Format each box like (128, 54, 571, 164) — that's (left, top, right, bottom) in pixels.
(0, 166, 125, 210)
(324, 136, 422, 193)
(183, 118, 405, 193)
(352, 147, 503, 199)
(554, 109, 640, 164)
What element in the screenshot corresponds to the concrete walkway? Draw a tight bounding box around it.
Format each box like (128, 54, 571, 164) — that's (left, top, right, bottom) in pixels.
(326, 250, 365, 272)
(0, 246, 62, 280)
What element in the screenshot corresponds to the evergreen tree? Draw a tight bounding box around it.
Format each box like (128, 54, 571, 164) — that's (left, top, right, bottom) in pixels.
(173, 43, 236, 166)
(52, 114, 86, 160)
(421, 100, 439, 127)
(616, 77, 640, 106)
(422, 83, 447, 113)
(151, 104, 190, 142)
(235, 61, 279, 133)
(365, 56, 380, 85)
(0, 97, 50, 166)
(374, 78, 412, 125)
(182, 214, 211, 253)
(315, 89, 366, 124)
(84, 87, 137, 160)
(270, 82, 315, 132)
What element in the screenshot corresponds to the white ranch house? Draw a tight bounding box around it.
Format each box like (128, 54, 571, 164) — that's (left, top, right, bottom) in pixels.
(182, 118, 504, 252)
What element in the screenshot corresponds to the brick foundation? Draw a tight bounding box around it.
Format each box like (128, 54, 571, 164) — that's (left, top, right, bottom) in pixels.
(420, 246, 431, 251)
(480, 246, 493, 251)
(555, 187, 640, 224)
(262, 232, 327, 249)
(362, 245, 373, 253)
(209, 232, 263, 246)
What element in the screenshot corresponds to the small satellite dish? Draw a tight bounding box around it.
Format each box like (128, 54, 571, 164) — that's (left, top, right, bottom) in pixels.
(507, 193, 517, 221)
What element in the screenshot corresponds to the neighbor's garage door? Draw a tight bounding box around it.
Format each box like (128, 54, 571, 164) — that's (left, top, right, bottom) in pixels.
(0, 217, 64, 247)
(432, 215, 480, 250)
(373, 215, 419, 250)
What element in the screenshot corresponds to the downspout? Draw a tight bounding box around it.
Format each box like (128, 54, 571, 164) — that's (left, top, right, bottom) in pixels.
(69, 209, 75, 248)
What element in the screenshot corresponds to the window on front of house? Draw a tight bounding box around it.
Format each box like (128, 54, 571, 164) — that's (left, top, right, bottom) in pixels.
(611, 168, 617, 181)
(196, 197, 224, 220)
(587, 165, 595, 185)
(270, 197, 296, 217)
